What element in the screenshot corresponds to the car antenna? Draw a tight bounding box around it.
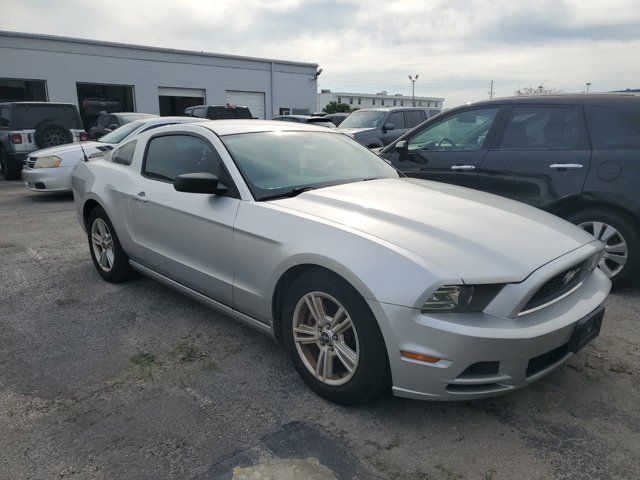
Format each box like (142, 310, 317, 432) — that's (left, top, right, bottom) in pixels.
(79, 134, 90, 162)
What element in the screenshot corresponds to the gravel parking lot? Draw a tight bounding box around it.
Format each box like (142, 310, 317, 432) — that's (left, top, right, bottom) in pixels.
(1, 179, 639, 480)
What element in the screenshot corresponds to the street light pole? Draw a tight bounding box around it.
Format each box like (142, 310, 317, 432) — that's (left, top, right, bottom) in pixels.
(409, 74, 419, 106)
(586, 82, 592, 93)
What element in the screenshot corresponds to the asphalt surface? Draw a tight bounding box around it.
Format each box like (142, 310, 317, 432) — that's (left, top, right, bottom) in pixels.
(1, 179, 639, 480)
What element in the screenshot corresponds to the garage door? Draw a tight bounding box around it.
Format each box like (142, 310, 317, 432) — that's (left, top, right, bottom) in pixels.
(225, 91, 265, 119)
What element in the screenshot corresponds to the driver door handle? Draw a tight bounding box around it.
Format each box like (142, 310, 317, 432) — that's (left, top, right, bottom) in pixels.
(450, 165, 476, 171)
(130, 191, 148, 202)
(549, 163, 583, 170)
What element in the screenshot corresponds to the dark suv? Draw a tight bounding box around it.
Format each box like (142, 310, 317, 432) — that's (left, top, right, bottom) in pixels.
(0, 102, 87, 180)
(182, 104, 254, 120)
(380, 94, 640, 285)
(339, 107, 433, 148)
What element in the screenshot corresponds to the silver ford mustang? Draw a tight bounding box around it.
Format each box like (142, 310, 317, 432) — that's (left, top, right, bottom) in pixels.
(72, 120, 611, 404)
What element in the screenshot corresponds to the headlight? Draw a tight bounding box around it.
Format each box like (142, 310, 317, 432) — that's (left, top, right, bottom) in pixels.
(421, 284, 504, 313)
(33, 155, 62, 168)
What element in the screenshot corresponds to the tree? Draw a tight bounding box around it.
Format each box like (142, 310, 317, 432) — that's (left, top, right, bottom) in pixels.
(514, 85, 563, 96)
(514, 84, 563, 96)
(323, 101, 353, 113)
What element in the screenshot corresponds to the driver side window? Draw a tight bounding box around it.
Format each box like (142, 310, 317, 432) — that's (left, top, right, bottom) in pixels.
(407, 108, 499, 152)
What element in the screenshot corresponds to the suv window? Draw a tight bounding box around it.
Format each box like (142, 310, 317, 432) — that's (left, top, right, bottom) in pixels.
(408, 108, 499, 151)
(500, 106, 588, 150)
(15, 104, 82, 129)
(112, 140, 137, 165)
(192, 107, 207, 118)
(405, 110, 425, 128)
(0, 107, 9, 128)
(585, 106, 640, 149)
(386, 111, 405, 129)
(183, 108, 194, 117)
(144, 135, 224, 182)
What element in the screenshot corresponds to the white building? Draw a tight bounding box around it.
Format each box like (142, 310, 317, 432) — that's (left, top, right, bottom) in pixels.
(317, 90, 444, 112)
(0, 31, 319, 123)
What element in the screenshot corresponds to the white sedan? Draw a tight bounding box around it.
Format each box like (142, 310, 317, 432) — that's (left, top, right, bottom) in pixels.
(22, 116, 194, 192)
(71, 120, 610, 404)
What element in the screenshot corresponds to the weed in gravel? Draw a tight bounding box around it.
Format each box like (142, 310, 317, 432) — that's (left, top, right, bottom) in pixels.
(130, 351, 156, 377)
(170, 336, 207, 363)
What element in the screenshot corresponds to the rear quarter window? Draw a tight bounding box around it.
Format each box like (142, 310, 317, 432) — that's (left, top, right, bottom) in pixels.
(111, 140, 137, 166)
(16, 105, 82, 129)
(585, 106, 640, 149)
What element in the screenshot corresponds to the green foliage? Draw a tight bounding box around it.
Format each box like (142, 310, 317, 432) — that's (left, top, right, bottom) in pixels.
(514, 84, 563, 96)
(323, 101, 353, 113)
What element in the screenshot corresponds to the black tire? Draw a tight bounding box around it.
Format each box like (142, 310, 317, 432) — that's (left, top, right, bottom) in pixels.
(566, 208, 640, 286)
(0, 148, 20, 180)
(87, 206, 136, 283)
(34, 121, 73, 149)
(282, 269, 391, 405)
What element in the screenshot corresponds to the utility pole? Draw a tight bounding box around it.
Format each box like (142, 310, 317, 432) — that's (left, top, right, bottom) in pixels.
(488, 80, 494, 99)
(586, 82, 592, 93)
(409, 74, 419, 106)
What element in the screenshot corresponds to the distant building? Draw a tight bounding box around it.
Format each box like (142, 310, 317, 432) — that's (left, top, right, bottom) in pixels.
(317, 89, 444, 112)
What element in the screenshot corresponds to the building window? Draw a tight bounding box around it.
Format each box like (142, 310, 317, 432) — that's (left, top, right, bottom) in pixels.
(393, 100, 397, 106)
(337, 97, 342, 103)
(349, 98, 353, 105)
(372, 99, 376, 105)
(381, 99, 385, 106)
(358, 98, 361, 105)
(400, 101, 404, 106)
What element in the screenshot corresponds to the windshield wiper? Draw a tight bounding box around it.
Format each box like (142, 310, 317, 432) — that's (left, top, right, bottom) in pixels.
(260, 186, 317, 201)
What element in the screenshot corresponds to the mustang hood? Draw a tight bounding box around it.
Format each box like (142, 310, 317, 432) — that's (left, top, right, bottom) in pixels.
(272, 178, 596, 282)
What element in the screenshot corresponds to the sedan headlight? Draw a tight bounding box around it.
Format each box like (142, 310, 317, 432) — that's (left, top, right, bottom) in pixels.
(421, 285, 504, 313)
(33, 155, 62, 168)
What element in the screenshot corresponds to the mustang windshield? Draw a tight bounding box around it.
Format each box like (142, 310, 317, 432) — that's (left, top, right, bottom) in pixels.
(221, 131, 399, 200)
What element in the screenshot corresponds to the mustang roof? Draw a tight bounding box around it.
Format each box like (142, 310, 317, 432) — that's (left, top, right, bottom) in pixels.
(196, 120, 339, 136)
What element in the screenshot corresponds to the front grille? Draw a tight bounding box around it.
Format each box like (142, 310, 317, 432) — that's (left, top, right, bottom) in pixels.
(521, 260, 589, 314)
(25, 157, 37, 169)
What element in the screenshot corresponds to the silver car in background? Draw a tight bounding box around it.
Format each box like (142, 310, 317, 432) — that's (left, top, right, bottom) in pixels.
(72, 120, 610, 404)
(22, 116, 195, 192)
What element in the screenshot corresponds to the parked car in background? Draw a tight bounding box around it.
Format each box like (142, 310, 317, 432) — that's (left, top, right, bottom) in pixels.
(88, 112, 158, 139)
(380, 94, 640, 285)
(339, 107, 432, 148)
(0, 102, 88, 180)
(23, 116, 195, 192)
(323, 113, 351, 126)
(272, 115, 336, 128)
(183, 104, 254, 120)
(72, 120, 609, 404)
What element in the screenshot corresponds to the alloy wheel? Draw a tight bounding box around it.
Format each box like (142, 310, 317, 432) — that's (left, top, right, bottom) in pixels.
(91, 218, 115, 272)
(579, 220, 628, 278)
(44, 128, 66, 146)
(292, 291, 360, 386)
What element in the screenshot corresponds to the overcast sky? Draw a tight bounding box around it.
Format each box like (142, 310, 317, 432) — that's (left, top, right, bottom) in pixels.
(2, 0, 640, 107)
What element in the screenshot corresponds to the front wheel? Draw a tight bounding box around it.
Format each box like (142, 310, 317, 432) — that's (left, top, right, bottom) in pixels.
(282, 269, 390, 405)
(566, 208, 640, 286)
(0, 149, 20, 180)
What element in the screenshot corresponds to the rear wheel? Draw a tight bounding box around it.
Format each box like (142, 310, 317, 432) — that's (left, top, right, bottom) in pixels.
(0, 149, 20, 180)
(87, 206, 136, 283)
(566, 208, 640, 285)
(282, 269, 390, 404)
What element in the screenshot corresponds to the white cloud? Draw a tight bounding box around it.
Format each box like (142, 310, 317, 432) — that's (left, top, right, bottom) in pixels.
(1, 0, 639, 107)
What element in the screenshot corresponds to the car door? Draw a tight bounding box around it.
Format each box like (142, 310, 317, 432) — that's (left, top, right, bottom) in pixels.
(478, 105, 591, 208)
(385, 107, 501, 189)
(128, 132, 240, 305)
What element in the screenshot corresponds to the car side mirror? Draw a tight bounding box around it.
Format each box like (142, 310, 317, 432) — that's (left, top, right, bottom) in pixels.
(383, 122, 395, 132)
(395, 140, 408, 151)
(109, 124, 119, 130)
(174, 172, 228, 195)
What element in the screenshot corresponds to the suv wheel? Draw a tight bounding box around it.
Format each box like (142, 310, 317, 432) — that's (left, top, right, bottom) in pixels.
(566, 208, 640, 285)
(87, 206, 136, 283)
(0, 149, 20, 181)
(282, 269, 390, 404)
